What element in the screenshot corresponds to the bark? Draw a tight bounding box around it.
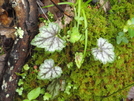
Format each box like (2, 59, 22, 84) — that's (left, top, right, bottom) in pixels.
(0, 0, 38, 101)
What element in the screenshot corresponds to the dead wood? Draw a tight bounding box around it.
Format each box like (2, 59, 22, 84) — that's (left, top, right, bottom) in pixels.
(0, 0, 38, 101)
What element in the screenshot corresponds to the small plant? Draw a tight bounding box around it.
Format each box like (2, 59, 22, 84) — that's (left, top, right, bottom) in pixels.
(116, 32, 128, 44)
(14, 27, 24, 38)
(31, 22, 66, 52)
(123, 17, 134, 38)
(116, 17, 134, 44)
(75, 52, 84, 68)
(47, 79, 65, 99)
(16, 64, 30, 96)
(92, 38, 115, 64)
(37, 59, 63, 80)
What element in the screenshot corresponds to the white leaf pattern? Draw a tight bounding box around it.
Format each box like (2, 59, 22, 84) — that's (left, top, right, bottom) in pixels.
(92, 38, 115, 64)
(38, 59, 62, 80)
(31, 22, 66, 52)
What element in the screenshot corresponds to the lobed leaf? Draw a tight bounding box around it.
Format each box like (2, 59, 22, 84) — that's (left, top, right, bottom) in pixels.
(92, 38, 115, 64)
(31, 22, 66, 52)
(38, 59, 62, 80)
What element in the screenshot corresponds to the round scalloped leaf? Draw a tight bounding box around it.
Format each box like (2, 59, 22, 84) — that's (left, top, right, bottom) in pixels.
(31, 22, 66, 52)
(92, 38, 115, 64)
(38, 59, 62, 80)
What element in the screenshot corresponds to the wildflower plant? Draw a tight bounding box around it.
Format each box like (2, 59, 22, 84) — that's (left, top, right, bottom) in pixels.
(92, 38, 115, 64)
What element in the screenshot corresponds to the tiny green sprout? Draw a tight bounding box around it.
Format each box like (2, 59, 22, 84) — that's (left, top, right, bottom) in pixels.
(47, 11, 54, 19)
(67, 62, 73, 69)
(123, 18, 134, 38)
(27, 87, 41, 101)
(23, 64, 30, 71)
(43, 93, 52, 101)
(68, 27, 82, 43)
(58, 97, 65, 101)
(116, 32, 128, 44)
(64, 83, 73, 95)
(18, 79, 24, 86)
(75, 52, 84, 68)
(16, 87, 23, 95)
(14, 27, 24, 38)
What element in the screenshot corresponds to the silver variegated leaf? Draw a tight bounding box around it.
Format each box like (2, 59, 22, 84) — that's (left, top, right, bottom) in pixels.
(31, 22, 66, 52)
(38, 59, 62, 80)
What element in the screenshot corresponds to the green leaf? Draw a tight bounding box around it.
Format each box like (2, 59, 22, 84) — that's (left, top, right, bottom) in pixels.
(16, 87, 23, 95)
(116, 36, 122, 44)
(23, 99, 30, 101)
(128, 28, 134, 38)
(75, 52, 84, 68)
(27, 87, 41, 100)
(67, 62, 73, 69)
(131, 18, 134, 24)
(122, 37, 128, 43)
(23, 64, 30, 71)
(123, 26, 128, 32)
(18, 79, 24, 86)
(64, 83, 72, 95)
(68, 27, 82, 43)
(43, 93, 52, 100)
(118, 32, 124, 36)
(127, 20, 132, 25)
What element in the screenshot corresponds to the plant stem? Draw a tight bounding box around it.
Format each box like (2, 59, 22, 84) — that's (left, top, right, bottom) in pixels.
(77, 0, 81, 29)
(82, 9, 88, 58)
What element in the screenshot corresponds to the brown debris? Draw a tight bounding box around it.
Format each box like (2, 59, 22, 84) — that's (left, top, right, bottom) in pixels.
(0, 0, 38, 101)
(0, 27, 16, 39)
(0, 11, 13, 27)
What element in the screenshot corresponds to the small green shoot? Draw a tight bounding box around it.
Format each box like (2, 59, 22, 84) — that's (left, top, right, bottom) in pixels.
(116, 32, 128, 44)
(16, 87, 24, 95)
(23, 64, 30, 71)
(123, 18, 134, 38)
(75, 52, 84, 69)
(43, 93, 52, 101)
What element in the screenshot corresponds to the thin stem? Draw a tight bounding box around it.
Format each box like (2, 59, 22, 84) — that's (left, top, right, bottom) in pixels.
(82, 9, 88, 58)
(77, 0, 81, 29)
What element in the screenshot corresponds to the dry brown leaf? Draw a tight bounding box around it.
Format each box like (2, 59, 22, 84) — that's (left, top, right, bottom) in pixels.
(0, 11, 13, 27)
(0, 7, 5, 15)
(0, 27, 16, 39)
(0, 0, 4, 6)
(43, 0, 60, 20)
(55, 0, 74, 28)
(64, 6, 74, 25)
